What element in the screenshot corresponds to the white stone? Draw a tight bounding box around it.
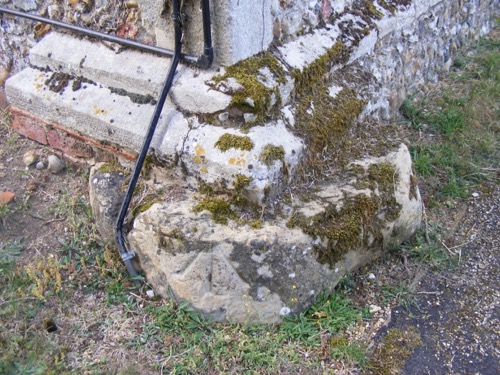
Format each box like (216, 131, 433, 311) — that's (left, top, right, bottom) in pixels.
(170, 68, 232, 114)
(6, 67, 174, 154)
(180, 120, 304, 204)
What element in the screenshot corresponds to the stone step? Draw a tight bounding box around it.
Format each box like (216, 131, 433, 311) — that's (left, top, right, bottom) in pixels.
(6, 55, 303, 204)
(29, 32, 232, 113)
(6, 66, 181, 157)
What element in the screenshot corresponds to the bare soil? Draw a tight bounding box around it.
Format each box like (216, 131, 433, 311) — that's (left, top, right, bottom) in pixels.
(0, 122, 91, 265)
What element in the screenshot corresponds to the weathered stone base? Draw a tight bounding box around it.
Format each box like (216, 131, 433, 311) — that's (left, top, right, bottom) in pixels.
(124, 144, 421, 323)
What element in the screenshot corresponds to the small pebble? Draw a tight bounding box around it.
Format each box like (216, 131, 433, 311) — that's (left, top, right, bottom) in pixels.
(35, 161, 45, 170)
(369, 304, 382, 314)
(472, 192, 479, 198)
(218, 112, 229, 121)
(47, 155, 64, 174)
(23, 150, 38, 166)
(368, 273, 376, 280)
(0, 191, 15, 205)
(243, 113, 257, 123)
(146, 290, 155, 298)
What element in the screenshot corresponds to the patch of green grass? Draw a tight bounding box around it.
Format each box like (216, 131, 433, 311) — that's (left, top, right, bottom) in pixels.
(128, 289, 367, 373)
(0, 239, 23, 269)
(330, 336, 367, 366)
(281, 291, 366, 344)
(401, 34, 499, 203)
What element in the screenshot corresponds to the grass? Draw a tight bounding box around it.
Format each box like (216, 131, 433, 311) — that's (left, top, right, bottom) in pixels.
(400, 36, 499, 205)
(383, 33, 499, 306)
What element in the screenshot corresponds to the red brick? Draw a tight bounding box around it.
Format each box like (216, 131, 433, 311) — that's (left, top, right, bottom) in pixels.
(47, 127, 95, 159)
(9, 107, 136, 161)
(11, 113, 48, 144)
(0, 91, 9, 111)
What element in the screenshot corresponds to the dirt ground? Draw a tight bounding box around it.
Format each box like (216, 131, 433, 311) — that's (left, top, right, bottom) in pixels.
(382, 188, 499, 374)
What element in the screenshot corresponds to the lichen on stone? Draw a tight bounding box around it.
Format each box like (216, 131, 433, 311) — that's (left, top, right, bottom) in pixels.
(214, 133, 254, 152)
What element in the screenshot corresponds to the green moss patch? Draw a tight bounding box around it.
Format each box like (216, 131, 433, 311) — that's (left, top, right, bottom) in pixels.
(260, 144, 285, 166)
(130, 196, 158, 217)
(369, 327, 422, 374)
(293, 42, 350, 96)
(193, 198, 237, 225)
(287, 194, 380, 266)
(296, 87, 365, 166)
(98, 162, 125, 174)
(288, 161, 403, 267)
(214, 52, 286, 127)
(215, 134, 254, 152)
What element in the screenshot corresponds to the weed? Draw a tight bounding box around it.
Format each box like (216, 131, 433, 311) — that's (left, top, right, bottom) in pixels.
(382, 283, 418, 311)
(330, 336, 367, 366)
(0, 239, 23, 268)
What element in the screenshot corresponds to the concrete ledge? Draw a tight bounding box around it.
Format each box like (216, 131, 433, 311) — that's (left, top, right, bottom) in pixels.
(29, 33, 232, 114)
(6, 67, 179, 154)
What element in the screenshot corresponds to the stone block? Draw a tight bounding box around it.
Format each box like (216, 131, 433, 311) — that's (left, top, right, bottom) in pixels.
(29, 33, 231, 114)
(180, 120, 304, 204)
(126, 143, 422, 323)
(5, 67, 177, 154)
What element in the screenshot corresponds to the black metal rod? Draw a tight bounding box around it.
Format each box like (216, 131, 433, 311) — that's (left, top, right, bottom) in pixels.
(198, 0, 214, 68)
(0, 6, 198, 64)
(115, 0, 183, 280)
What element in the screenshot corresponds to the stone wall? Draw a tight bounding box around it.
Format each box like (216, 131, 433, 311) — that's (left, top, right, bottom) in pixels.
(1, 1, 498, 71)
(357, 0, 497, 120)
